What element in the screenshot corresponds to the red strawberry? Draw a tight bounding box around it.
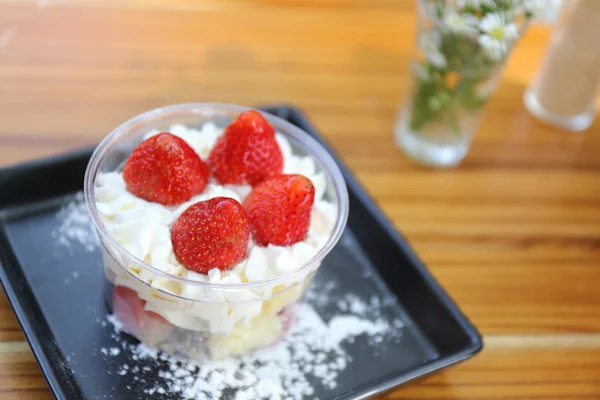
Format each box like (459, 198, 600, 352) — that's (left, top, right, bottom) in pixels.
(171, 197, 251, 274)
(244, 174, 315, 246)
(123, 132, 209, 206)
(112, 286, 172, 347)
(208, 110, 283, 186)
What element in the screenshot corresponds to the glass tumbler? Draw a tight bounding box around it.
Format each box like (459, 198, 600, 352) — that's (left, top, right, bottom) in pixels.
(524, 0, 600, 131)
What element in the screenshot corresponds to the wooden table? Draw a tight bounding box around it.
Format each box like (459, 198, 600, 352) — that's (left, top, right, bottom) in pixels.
(1, 1, 599, 399)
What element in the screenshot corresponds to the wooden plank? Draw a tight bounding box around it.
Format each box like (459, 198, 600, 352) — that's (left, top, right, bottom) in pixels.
(0, 341, 51, 400)
(0, 338, 599, 400)
(391, 346, 600, 399)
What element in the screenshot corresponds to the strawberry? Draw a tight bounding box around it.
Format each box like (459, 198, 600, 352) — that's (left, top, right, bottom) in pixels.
(112, 286, 172, 347)
(208, 110, 283, 186)
(123, 132, 209, 206)
(171, 197, 251, 273)
(244, 174, 315, 246)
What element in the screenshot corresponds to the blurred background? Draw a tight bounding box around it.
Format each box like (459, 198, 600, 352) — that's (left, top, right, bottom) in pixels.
(1, 1, 600, 399)
(0, 0, 575, 167)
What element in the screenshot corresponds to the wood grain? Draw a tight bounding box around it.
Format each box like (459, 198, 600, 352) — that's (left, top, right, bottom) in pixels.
(0, 340, 51, 400)
(392, 347, 600, 400)
(0, 322, 599, 400)
(0, 0, 599, 398)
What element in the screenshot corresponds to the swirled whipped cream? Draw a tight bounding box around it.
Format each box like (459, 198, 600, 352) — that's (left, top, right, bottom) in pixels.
(96, 123, 337, 336)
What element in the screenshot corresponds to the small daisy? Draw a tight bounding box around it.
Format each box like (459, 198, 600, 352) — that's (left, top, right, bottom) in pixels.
(479, 12, 519, 41)
(419, 30, 447, 69)
(478, 34, 505, 61)
(478, 12, 519, 60)
(443, 8, 480, 34)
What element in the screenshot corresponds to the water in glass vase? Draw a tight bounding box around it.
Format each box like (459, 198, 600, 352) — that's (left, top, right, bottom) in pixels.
(395, 110, 473, 169)
(394, 61, 491, 168)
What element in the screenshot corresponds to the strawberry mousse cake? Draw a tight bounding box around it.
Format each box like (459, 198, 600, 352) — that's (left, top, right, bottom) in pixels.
(85, 105, 348, 359)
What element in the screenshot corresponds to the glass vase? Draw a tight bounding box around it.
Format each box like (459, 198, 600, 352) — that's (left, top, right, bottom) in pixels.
(394, 0, 529, 168)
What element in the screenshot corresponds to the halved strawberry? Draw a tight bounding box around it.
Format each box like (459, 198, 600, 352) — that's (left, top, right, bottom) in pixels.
(123, 132, 209, 206)
(208, 110, 283, 186)
(112, 286, 172, 347)
(244, 174, 315, 246)
(171, 197, 251, 274)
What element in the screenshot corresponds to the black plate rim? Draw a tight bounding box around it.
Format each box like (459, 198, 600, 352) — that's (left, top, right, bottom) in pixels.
(0, 226, 68, 399)
(0, 105, 483, 400)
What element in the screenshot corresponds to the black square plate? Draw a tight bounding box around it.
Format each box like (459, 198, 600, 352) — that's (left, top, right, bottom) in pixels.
(0, 106, 482, 400)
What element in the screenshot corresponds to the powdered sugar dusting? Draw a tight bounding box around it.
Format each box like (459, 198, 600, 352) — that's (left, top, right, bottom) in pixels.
(107, 314, 124, 333)
(327, 315, 388, 347)
(53, 192, 99, 252)
(101, 291, 403, 399)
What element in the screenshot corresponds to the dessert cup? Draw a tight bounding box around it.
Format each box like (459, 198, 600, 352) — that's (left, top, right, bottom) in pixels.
(84, 103, 348, 360)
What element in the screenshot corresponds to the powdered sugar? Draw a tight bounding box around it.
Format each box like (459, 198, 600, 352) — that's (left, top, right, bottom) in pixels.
(327, 315, 388, 347)
(53, 192, 99, 253)
(100, 347, 121, 357)
(101, 290, 403, 400)
(107, 313, 124, 333)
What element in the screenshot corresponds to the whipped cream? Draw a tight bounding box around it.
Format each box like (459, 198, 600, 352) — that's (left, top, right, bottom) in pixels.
(95, 123, 337, 338)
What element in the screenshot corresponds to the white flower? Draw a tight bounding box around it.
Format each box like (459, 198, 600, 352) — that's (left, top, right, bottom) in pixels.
(426, 50, 447, 69)
(457, 0, 495, 9)
(478, 12, 519, 61)
(479, 12, 519, 41)
(443, 8, 479, 34)
(478, 34, 505, 61)
(419, 30, 447, 69)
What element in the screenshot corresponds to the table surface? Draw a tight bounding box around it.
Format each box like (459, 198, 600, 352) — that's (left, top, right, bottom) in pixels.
(1, 0, 599, 399)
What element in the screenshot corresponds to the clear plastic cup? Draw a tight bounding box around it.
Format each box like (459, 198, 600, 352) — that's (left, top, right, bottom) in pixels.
(84, 103, 348, 360)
